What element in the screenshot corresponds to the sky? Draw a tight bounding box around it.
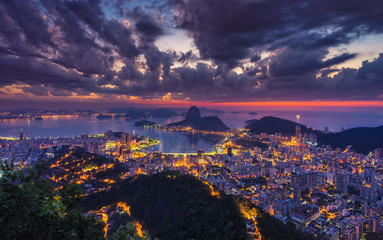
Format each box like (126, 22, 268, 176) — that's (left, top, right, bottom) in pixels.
(1, 0, 383, 109)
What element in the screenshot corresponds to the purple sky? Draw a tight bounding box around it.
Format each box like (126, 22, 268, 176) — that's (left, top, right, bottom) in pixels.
(1, 0, 383, 108)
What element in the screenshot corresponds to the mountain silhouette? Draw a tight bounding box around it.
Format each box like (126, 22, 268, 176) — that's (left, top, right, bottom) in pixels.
(168, 106, 229, 131)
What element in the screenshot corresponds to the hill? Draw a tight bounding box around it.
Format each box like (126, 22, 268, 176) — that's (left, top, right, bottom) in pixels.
(96, 114, 113, 120)
(245, 119, 258, 125)
(82, 171, 248, 240)
(46, 147, 127, 192)
(81, 171, 314, 240)
(246, 116, 308, 136)
(246, 116, 383, 153)
(185, 105, 201, 120)
(318, 126, 383, 154)
(134, 120, 158, 127)
(168, 106, 229, 131)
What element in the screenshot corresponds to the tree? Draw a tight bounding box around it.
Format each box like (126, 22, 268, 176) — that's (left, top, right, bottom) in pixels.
(110, 222, 158, 240)
(0, 161, 105, 240)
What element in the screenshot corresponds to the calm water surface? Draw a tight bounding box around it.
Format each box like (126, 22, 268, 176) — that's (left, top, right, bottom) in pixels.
(0, 116, 217, 153)
(1, 107, 382, 153)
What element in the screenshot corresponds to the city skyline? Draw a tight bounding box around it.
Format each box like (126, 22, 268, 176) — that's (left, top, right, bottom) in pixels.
(1, 0, 383, 109)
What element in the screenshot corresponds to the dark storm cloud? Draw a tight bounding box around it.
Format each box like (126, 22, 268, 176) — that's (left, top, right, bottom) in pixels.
(167, 0, 383, 100)
(268, 48, 356, 77)
(172, 0, 383, 66)
(0, 0, 170, 98)
(250, 54, 261, 63)
(0, 0, 383, 103)
(0, 1, 54, 48)
(0, 54, 101, 92)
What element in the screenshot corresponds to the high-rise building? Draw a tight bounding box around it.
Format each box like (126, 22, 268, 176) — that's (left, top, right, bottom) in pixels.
(293, 186, 301, 202)
(352, 217, 363, 240)
(120, 133, 128, 144)
(307, 170, 318, 186)
(327, 172, 335, 185)
(295, 125, 301, 140)
(227, 147, 233, 157)
(336, 172, 349, 194)
(308, 132, 317, 145)
(197, 149, 205, 160)
(364, 167, 376, 182)
(127, 133, 132, 143)
(104, 130, 114, 139)
(370, 217, 379, 233)
(361, 185, 378, 202)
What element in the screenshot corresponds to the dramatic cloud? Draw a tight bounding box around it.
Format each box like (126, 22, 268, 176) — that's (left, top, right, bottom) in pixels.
(173, 0, 383, 64)
(0, 0, 382, 105)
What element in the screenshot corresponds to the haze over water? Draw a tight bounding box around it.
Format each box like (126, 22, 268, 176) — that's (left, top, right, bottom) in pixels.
(1, 107, 382, 153)
(220, 106, 383, 131)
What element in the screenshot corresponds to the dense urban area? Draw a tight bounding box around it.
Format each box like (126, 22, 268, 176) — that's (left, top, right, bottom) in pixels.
(1, 113, 383, 240)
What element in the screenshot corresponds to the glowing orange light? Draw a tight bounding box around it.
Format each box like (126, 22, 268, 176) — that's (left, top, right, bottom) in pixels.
(134, 222, 145, 238)
(117, 202, 131, 215)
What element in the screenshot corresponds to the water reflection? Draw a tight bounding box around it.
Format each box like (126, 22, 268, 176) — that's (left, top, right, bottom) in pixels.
(0, 117, 217, 153)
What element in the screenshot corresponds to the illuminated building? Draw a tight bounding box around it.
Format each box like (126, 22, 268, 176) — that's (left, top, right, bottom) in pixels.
(322, 227, 339, 240)
(361, 185, 378, 202)
(153, 151, 162, 158)
(227, 147, 233, 157)
(20, 133, 26, 140)
(197, 149, 205, 160)
(293, 186, 301, 202)
(295, 125, 301, 140)
(290, 204, 320, 228)
(352, 217, 363, 240)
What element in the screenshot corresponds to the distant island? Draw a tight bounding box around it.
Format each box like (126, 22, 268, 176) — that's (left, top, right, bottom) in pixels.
(167, 106, 229, 131)
(134, 120, 158, 127)
(245, 119, 258, 125)
(96, 114, 113, 120)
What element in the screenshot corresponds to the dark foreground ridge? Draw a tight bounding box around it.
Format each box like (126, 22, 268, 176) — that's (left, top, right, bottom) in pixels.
(81, 171, 314, 240)
(1, 148, 315, 240)
(82, 171, 248, 240)
(167, 106, 229, 131)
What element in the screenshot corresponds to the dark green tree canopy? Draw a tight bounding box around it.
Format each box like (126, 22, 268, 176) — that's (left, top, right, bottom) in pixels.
(0, 162, 104, 240)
